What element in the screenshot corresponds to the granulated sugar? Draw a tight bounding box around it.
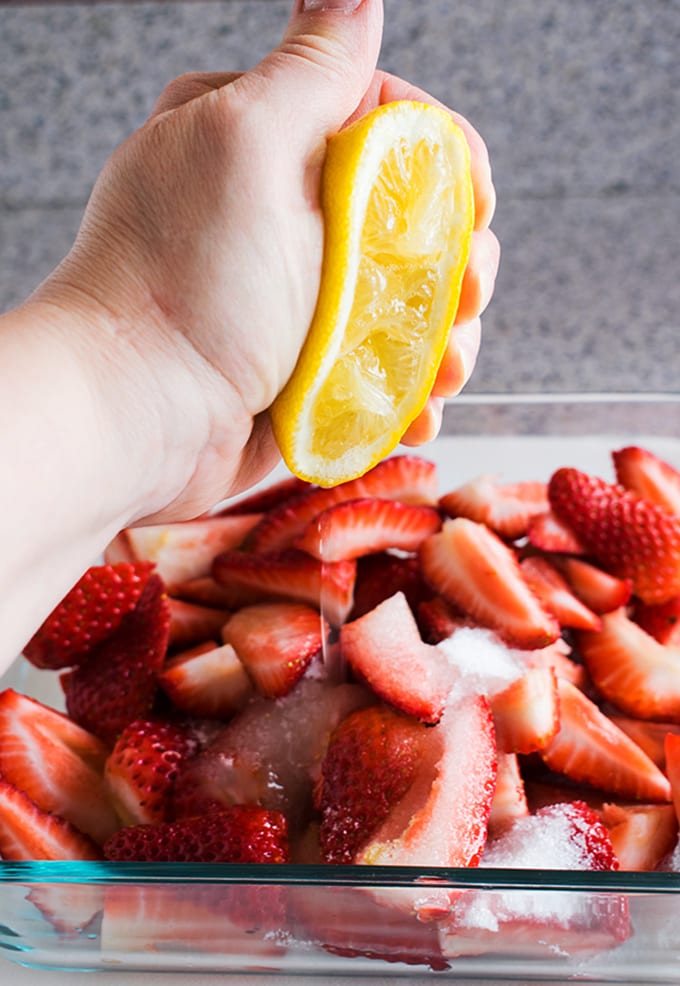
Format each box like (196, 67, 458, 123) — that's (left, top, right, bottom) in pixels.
(437, 627, 525, 698)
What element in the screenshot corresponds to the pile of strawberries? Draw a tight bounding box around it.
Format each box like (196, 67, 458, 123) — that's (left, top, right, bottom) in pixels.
(2, 444, 680, 959)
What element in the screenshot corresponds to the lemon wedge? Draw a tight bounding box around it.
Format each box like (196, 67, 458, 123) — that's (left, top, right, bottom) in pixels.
(271, 100, 474, 487)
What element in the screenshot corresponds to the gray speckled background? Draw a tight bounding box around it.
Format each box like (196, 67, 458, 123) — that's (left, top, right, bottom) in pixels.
(1, 0, 679, 395)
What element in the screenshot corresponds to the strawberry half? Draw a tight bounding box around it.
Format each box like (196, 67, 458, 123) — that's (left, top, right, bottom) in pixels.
(600, 802, 678, 871)
(632, 594, 680, 646)
(105, 514, 261, 586)
(488, 752, 528, 835)
(556, 556, 632, 614)
(0, 689, 118, 844)
(104, 718, 197, 826)
(0, 776, 103, 860)
(103, 805, 290, 863)
(548, 467, 680, 604)
(23, 561, 154, 670)
(159, 642, 253, 718)
(222, 601, 329, 698)
(525, 510, 586, 554)
(248, 455, 438, 553)
(490, 667, 559, 754)
(294, 497, 441, 562)
(339, 591, 456, 723)
(62, 574, 170, 745)
(167, 597, 230, 650)
(540, 678, 672, 802)
(211, 548, 355, 627)
(575, 607, 680, 721)
(318, 704, 430, 864)
(613, 445, 680, 516)
(350, 551, 430, 621)
(419, 518, 559, 649)
(439, 475, 548, 540)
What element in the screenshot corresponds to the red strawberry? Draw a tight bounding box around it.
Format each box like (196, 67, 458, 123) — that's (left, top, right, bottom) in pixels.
(355, 694, 497, 871)
(518, 637, 589, 689)
(600, 802, 678, 871)
(632, 594, 680, 646)
(613, 445, 680, 516)
(350, 551, 430, 621)
(540, 678, 671, 802)
(166, 575, 236, 609)
(248, 455, 438, 553)
(103, 805, 289, 863)
(666, 732, 680, 825)
(0, 775, 103, 860)
(339, 591, 456, 723)
(294, 497, 441, 562)
(575, 607, 680, 721)
(519, 555, 602, 631)
(548, 467, 680, 604)
(167, 597, 229, 650)
(211, 548, 355, 627)
(419, 518, 560, 649)
(417, 596, 469, 644)
(0, 689, 118, 844)
(62, 574, 170, 745)
(105, 514, 261, 586)
(488, 752, 528, 835)
(23, 561, 154, 670)
(556, 556, 632, 614)
(222, 601, 329, 698)
(216, 475, 311, 516)
(159, 642, 253, 718)
(490, 667, 559, 754)
(526, 510, 586, 554)
(318, 704, 430, 864)
(439, 475, 548, 540)
(610, 714, 680, 770)
(104, 718, 197, 826)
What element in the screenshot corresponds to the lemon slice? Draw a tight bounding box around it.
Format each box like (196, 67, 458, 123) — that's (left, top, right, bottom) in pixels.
(271, 100, 474, 487)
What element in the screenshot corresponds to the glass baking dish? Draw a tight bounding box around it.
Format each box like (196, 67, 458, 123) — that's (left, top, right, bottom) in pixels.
(1, 393, 680, 980)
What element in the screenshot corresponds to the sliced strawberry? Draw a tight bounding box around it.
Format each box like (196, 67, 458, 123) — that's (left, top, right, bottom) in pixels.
(27, 884, 104, 935)
(355, 693, 496, 870)
(339, 591, 455, 723)
(556, 556, 632, 614)
(519, 555, 602, 631)
(600, 802, 678, 871)
(248, 455, 438, 553)
(548, 466, 680, 604)
(613, 445, 680, 516)
(165, 575, 236, 609)
(0, 689, 118, 844)
(610, 714, 680, 770)
(222, 601, 329, 698)
(211, 548, 355, 627)
(103, 805, 290, 863)
(23, 561, 154, 670)
(167, 597, 229, 650)
(350, 551, 430, 621)
(526, 510, 586, 554)
(318, 704, 430, 864)
(417, 596, 469, 644)
(294, 497, 441, 562)
(419, 518, 560, 649)
(633, 594, 680, 646)
(575, 607, 680, 721)
(488, 752, 528, 835)
(104, 718, 196, 827)
(665, 732, 680, 825)
(490, 667, 559, 754)
(0, 776, 103, 860)
(159, 642, 253, 718)
(439, 475, 548, 540)
(518, 637, 589, 690)
(216, 475, 311, 516)
(62, 574, 170, 745)
(540, 678, 672, 802)
(105, 514, 261, 585)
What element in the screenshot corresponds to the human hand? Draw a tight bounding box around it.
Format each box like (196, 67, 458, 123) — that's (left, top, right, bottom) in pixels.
(35, 0, 498, 525)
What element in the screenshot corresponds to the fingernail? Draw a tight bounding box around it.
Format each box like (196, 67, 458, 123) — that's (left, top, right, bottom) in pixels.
(302, 0, 364, 11)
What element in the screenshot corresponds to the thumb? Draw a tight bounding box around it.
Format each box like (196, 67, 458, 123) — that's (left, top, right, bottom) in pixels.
(239, 0, 384, 142)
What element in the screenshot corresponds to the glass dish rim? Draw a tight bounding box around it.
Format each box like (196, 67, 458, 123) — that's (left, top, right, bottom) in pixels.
(1, 861, 680, 893)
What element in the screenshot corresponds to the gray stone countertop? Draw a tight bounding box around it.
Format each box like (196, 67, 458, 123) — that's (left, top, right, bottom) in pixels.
(1, 0, 679, 397)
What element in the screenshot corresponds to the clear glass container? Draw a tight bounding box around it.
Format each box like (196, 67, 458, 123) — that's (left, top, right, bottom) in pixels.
(2, 394, 679, 979)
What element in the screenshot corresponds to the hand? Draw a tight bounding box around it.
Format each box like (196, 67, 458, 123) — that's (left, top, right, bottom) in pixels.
(34, 0, 497, 525)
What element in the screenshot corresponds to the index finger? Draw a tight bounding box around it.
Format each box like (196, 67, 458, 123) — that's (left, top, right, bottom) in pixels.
(345, 70, 496, 231)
